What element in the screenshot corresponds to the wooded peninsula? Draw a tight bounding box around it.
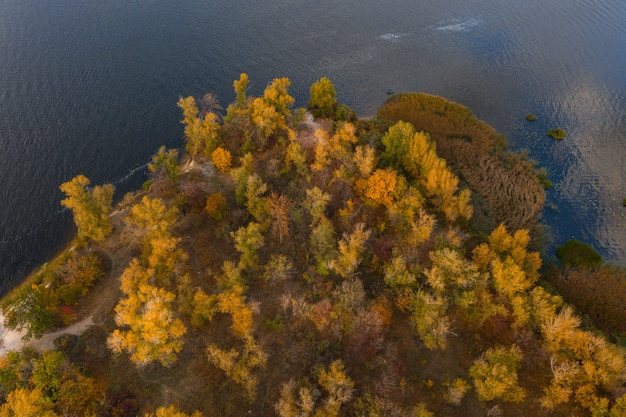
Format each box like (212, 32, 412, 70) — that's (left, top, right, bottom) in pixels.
(1, 75, 625, 417)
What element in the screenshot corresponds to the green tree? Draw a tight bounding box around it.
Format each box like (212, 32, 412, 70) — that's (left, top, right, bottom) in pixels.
(231, 222, 265, 270)
(1, 283, 57, 340)
(381, 120, 415, 167)
(148, 146, 180, 183)
(308, 77, 337, 118)
(60, 174, 114, 242)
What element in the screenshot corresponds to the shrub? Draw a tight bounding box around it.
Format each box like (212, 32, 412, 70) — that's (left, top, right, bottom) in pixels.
(205, 192, 228, 221)
(556, 239, 602, 268)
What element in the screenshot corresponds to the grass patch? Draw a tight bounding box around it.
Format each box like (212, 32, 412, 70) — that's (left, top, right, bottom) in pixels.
(547, 128, 566, 140)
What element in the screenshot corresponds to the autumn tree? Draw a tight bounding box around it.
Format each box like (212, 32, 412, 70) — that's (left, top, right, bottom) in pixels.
(233, 73, 249, 110)
(107, 259, 187, 367)
(330, 223, 371, 279)
(470, 345, 526, 403)
(284, 128, 309, 179)
(309, 216, 336, 275)
(125, 196, 179, 240)
(0, 388, 58, 417)
(207, 336, 267, 399)
(383, 254, 417, 288)
(316, 360, 355, 416)
(205, 192, 228, 221)
(308, 77, 337, 118)
(244, 174, 270, 224)
(352, 145, 377, 178)
(304, 187, 331, 225)
(230, 152, 255, 206)
(472, 224, 542, 326)
(263, 255, 293, 286)
(311, 128, 331, 172)
(267, 192, 293, 244)
(250, 77, 294, 147)
(148, 146, 180, 183)
(329, 122, 358, 162)
(355, 168, 403, 208)
(177, 96, 221, 159)
(144, 405, 202, 417)
(211, 146, 232, 173)
(540, 306, 626, 412)
(60, 174, 114, 242)
(275, 360, 354, 417)
(409, 288, 451, 350)
(231, 222, 265, 271)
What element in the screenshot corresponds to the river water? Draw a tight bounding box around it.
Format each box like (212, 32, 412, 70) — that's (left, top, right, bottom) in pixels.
(0, 0, 624, 293)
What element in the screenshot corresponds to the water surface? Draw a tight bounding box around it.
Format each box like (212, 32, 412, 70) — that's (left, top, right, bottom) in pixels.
(0, 0, 624, 293)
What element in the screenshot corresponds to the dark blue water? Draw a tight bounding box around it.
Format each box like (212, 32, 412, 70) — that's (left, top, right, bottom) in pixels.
(1, 0, 625, 293)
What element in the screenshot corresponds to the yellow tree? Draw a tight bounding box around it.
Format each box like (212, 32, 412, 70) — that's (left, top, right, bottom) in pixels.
(207, 336, 267, 399)
(107, 259, 187, 367)
(124, 196, 179, 239)
(284, 129, 309, 178)
(352, 145, 377, 178)
(144, 405, 202, 417)
(60, 174, 114, 242)
(308, 77, 337, 118)
(233, 73, 249, 109)
(210, 146, 232, 173)
(330, 223, 371, 279)
(470, 345, 526, 403)
(329, 122, 358, 160)
(355, 168, 402, 208)
(317, 360, 355, 416)
(263, 77, 294, 118)
(177, 96, 221, 159)
(311, 128, 331, 172)
(0, 388, 58, 417)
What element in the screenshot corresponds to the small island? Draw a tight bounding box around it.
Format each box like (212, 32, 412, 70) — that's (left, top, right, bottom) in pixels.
(548, 127, 567, 140)
(0, 75, 624, 417)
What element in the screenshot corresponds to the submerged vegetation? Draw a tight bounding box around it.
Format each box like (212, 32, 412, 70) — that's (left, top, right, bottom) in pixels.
(0, 75, 624, 417)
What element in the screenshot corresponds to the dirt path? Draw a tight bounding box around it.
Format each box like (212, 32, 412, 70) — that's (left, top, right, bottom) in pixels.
(0, 315, 95, 356)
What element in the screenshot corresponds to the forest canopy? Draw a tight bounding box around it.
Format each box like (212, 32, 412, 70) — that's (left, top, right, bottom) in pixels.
(0, 75, 625, 417)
